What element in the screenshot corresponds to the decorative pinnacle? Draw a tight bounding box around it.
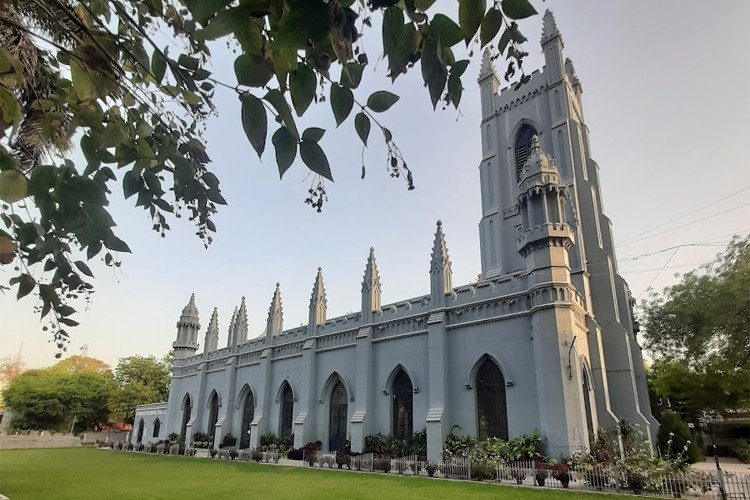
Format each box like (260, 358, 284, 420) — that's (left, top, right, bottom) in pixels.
(541, 9, 561, 45)
(362, 246, 381, 293)
(431, 220, 451, 271)
(479, 48, 495, 80)
(181, 293, 199, 319)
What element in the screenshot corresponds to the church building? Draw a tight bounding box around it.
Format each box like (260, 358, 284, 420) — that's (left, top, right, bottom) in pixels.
(131, 11, 657, 461)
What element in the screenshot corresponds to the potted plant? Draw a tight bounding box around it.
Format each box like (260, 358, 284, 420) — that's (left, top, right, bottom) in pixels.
(425, 463, 437, 478)
(552, 463, 571, 489)
(535, 463, 548, 486)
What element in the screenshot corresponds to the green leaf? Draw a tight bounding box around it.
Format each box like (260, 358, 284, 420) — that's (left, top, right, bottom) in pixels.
(354, 113, 370, 147)
(451, 60, 470, 78)
(420, 37, 447, 109)
(0, 234, 16, 265)
(497, 28, 513, 55)
(75, 260, 94, 278)
(366, 91, 400, 113)
(264, 89, 299, 139)
(383, 128, 393, 143)
(428, 14, 463, 48)
(0, 170, 27, 204)
(300, 141, 333, 181)
(459, 0, 486, 45)
(501, 0, 537, 20)
(234, 54, 273, 88)
(289, 64, 316, 117)
(202, 172, 220, 190)
(205, 189, 227, 205)
(448, 74, 463, 108)
(178, 54, 200, 71)
(330, 85, 354, 127)
(240, 93, 267, 158)
(302, 128, 326, 142)
(382, 6, 405, 56)
(103, 233, 132, 253)
(480, 8, 503, 48)
(341, 63, 365, 89)
(16, 273, 35, 300)
(509, 27, 527, 44)
(0, 86, 21, 125)
(27, 165, 57, 197)
(122, 171, 142, 199)
(272, 127, 297, 179)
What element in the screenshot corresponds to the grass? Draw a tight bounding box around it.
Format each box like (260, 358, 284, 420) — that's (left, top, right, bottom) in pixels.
(0, 448, 635, 500)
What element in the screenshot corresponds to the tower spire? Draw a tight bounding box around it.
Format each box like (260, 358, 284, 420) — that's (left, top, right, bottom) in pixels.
(173, 293, 200, 359)
(267, 283, 284, 336)
(361, 247, 382, 323)
(309, 267, 327, 327)
(235, 297, 248, 346)
(227, 306, 238, 347)
(430, 221, 453, 308)
(204, 307, 219, 353)
(540, 9, 561, 45)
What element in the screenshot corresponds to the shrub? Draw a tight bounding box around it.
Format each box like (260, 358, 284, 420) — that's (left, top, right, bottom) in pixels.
(657, 411, 703, 464)
(220, 433, 237, 448)
(260, 432, 277, 449)
(287, 447, 303, 460)
(733, 440, 750, 463)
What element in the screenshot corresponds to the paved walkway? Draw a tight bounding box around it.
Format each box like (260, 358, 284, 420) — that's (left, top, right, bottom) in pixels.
(692, 458, 750, 475)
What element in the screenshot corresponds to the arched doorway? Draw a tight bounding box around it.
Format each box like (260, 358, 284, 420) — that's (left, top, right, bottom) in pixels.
(136, 419, 144, 444)
(329, 381, 348, 451)
(475, 358, 508, 440)
(279, 383, 293, 439)
(240, 390, 254, 449)
(180, 394, 192, 439)
(391, 369, 413, 440)
(207, 391, 219, 441)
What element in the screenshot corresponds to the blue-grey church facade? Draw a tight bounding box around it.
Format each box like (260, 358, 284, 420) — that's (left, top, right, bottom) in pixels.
(132, 11, 657, 461)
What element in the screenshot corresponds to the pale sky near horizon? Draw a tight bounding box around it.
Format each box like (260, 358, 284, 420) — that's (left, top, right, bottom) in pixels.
(2, 0, 749, 370)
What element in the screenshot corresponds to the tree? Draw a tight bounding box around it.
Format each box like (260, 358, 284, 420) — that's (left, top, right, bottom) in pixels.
(641, 235, 750, 416)
(48, 354, 110, 374)
(0, 0, 538, 351)
(2, 358, 113, 432)
(108, 354, 171, 424)
(0, 356, 25, 411)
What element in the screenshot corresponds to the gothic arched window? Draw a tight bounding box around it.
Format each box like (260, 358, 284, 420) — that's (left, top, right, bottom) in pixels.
(207, 391, 219, 437)
(280, 383, 294, 438)
(515, 125, 537, 182)
(152, 418, 161, 438)
(180, 394, 192, 439)
(392, 369, 413, 440)
(136, 418, 144, 444)
(329, 381, 348, 451)
(475, 358, 508, 440)
(240, 390, 254, 449)
(582, 365, 595, 439)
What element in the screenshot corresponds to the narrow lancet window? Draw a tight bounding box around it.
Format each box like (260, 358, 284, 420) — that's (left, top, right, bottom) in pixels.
(476, 358, 508, 440)
(392, 370, 413, 439)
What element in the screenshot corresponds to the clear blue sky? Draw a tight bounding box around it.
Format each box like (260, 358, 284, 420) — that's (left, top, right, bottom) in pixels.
(2, 0, 749, 369)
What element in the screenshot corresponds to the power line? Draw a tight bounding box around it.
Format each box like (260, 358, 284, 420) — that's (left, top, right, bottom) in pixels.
(636, 247, 679, 300)
(620, 259, 711, 275)
(617, 228, 750, 262)
(617, 202, 750, 248)
(616, 186, 750, 245)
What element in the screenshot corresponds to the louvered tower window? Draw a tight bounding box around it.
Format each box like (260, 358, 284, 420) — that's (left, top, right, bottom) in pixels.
(515, 125, 537, 182)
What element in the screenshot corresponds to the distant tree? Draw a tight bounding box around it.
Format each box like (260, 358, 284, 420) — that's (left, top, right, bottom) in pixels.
(49, 355, 110, 374)
(0, 356, 25, 411)
(642, 235, 750, 416)
(2, 364, 113, 432)
(0, 0, 538, 351)
(108, 355, 171, 424)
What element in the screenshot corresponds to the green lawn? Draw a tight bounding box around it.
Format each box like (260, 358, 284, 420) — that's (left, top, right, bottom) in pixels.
(0, 448, 634, 500)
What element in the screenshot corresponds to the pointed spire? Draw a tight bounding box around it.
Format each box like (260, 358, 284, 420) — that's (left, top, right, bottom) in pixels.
(479, 48, 495, 80)
(361, 247, 382, 322)
(309, 267, 327, 327)
(541, 9, 561, 45)
(267, 283, 284, 336)
(204, 307, 219, 353)
(430, 221, 453, 307)
(235, 297, 248, 345)
(174, 294, 200, 359)
(227, 306, 238, 347)
(564, 57, 581, 89)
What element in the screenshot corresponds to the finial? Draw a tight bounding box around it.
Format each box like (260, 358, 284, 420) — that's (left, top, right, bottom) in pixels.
(370, 247, 374, 253)
(437, 219, 442, 227)
(276, 282, 280, 287)
(531, 135, 541, 151)
(479, 48, 495, 79)
(318, 266, 322, 272)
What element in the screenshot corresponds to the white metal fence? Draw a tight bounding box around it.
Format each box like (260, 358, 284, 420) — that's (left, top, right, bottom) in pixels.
(300, 451, 749, 499)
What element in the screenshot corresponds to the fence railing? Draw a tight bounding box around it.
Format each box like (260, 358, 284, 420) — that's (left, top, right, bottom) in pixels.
(300, 450, 749, 499)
